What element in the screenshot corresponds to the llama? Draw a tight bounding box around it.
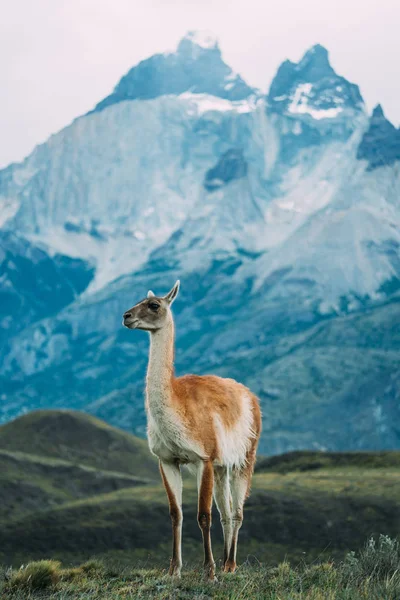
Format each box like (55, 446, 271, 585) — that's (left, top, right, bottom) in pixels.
(123, 280, 261, 580)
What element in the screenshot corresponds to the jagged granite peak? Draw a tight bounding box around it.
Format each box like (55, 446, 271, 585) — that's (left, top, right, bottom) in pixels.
(94, 31, 254, 113)
(296, 44, 335, 79)
(357, 104, 400, 170)
(372, 104, 385, 119)
(268, 44, 364, 120)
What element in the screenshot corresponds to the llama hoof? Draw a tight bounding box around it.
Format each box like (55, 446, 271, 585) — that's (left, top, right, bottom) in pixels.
(223, 560, 237, 573)
(168, 562, 181, 578)
(170, 571, 181, 579)
(203, 565, 217, 582)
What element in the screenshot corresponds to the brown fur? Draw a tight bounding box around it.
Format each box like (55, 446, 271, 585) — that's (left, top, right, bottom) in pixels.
(171, 375, 246, 460)
(197, 460, 215, 579)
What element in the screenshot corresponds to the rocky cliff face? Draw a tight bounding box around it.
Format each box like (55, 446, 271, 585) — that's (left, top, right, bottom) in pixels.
(0, 33, 399, 453)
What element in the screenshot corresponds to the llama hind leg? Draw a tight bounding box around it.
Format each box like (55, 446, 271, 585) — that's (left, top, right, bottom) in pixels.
(159, 460, 183, 577)
(213, 466, 232, 570)
(225, 454, 255, 573)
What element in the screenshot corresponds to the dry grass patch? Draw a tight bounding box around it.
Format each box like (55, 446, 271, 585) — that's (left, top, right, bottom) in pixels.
(5, 559, 61, 592)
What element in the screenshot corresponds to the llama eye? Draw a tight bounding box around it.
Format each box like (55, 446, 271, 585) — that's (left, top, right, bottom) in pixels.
(149, 302, 160, 311)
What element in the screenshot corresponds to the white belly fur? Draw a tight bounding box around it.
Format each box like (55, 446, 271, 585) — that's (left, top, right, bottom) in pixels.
(147, 401, 206, 464)
(213, 392, 256, 470)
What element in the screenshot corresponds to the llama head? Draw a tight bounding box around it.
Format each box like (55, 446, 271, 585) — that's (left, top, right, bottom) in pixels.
(123, 280, 180, 331)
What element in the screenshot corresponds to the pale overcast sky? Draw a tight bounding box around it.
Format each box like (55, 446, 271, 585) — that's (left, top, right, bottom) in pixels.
(1, 0, 398, 168)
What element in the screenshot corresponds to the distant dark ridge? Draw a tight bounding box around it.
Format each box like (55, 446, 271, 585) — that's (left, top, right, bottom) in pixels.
(255, 450, 400, 473)
(0, 410, 158, 479)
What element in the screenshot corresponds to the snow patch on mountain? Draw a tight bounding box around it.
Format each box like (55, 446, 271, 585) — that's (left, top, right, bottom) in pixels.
(180, 92, 259, 115)
(184, 30, 218, 49)
(268, 45, 365, 122)
(288, 83, 343, 120)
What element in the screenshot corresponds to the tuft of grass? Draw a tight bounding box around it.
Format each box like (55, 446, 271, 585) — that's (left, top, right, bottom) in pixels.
(5, 559, 60, 592)
(342, 534, 400, 584)
(80, 558, 105, 575)
(269, 560, 295, 587)
(59, 566, 84, 582)
(301, 562, 339, 590)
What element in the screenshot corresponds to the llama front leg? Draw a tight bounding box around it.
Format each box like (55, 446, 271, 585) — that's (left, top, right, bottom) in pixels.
(159, 460, 183, 577)
(197, 460, 216, 580)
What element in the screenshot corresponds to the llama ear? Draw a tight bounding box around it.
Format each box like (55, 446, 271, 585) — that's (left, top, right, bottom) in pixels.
(147, 290, 155, 298)
(164, 280, 180, 305)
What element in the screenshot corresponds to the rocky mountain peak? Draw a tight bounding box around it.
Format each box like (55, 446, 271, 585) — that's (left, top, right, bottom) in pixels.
(357, 104, 400, 170)
(297, 44, 334, 79)
(93, 31, 253, 113)
(268, 44, 364, 121)
(371, 104, 385, 119)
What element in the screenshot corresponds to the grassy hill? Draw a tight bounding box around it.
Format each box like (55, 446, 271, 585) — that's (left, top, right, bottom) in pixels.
(1, 409, 400, 573)
(0, 409, 158, 478)
(0, 448, 153, 523)
(0, 410, 159, 533)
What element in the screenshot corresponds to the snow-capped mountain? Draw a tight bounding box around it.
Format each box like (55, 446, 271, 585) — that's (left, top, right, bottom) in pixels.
(94, 30, 255, 113)
(1, 32, 399, 453)
(268, 44, 364, 121)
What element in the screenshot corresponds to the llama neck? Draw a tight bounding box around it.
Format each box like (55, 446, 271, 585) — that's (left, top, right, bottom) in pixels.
(146, 316, 175, 409)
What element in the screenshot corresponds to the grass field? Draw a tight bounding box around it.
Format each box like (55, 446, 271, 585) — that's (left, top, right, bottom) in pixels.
(1, 409, 400, 597)
(2, 462, 400, 568)
(2, 535, 400, 599)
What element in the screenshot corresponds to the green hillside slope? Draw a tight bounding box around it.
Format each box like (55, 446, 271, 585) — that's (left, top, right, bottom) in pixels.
(0, 410, 158, 478)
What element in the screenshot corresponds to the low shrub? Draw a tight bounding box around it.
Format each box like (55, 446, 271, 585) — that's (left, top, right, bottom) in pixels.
(342, 534, 400, 583)
(6, 559, 60, 592)
(80, 558, 105, 575)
